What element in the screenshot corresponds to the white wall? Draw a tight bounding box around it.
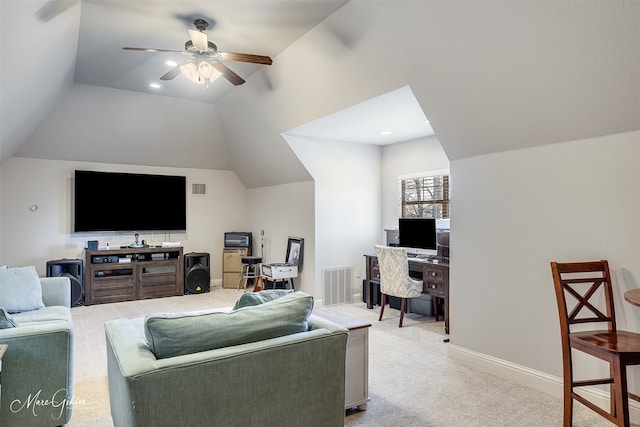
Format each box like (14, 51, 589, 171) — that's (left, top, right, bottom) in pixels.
(450, 130, 640, 379)
(247, 181, 315, 294)
(381, 136, 450, 234)
(286, 135, 381, 301)
(16, 84, 232, 171)
(0, 157, 248, 279)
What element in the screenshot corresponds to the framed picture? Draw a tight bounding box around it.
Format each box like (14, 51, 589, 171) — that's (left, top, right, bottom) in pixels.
(286, 237, 304, 270)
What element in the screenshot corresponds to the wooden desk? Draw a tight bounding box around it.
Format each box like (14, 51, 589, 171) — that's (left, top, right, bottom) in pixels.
(624, 289, 640, 307)
(364, 254, 450, 334)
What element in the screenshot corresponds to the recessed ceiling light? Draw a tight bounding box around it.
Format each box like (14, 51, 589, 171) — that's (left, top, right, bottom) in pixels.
(149, 83, 161, 89)
(166, 60, 177, 67)
(379, 131, 392, 135)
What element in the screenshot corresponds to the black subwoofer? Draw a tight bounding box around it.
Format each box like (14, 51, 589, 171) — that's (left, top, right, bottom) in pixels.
(184, 252, 210, 294)
(46, 258, 84, 306)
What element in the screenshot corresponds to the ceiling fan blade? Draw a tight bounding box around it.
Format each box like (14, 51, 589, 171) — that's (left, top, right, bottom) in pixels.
(123, 47, 187, 54)
(218, 51, 273, 65)
(212, 62, 245, 86)
(187, 29, 209, 51)
(160, 65, 182, 81)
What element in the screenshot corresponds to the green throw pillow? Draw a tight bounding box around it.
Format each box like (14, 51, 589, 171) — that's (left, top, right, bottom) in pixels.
(232, 289, 294, 310)
(0, 307, 17, 329)
(145, 291, 314, 359)
(0, 265, 44, 313)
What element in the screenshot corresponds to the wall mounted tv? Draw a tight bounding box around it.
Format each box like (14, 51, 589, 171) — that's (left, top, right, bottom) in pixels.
(73, 170, 187, 232)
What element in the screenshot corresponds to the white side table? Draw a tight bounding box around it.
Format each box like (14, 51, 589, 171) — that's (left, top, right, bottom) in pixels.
(313, 307, 371, 410)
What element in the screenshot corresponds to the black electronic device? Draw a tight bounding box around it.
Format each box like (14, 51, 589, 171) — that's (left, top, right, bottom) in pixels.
(95, 269, 133, 278)
(73, 170, 186, 232)
(91, 255, 120, 264)
(46, 258, 84, 306)
(224, 232, 252, 248)
(398, 218, 437, 253)
(184, 252, 210, 294)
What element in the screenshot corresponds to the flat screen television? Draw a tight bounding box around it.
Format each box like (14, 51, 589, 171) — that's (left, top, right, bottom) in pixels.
(73, 170, 186, 232)
(398, 218, 437, 254)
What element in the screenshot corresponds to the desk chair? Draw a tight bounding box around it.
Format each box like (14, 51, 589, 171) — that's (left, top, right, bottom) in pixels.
(374, 245, 423, 327)
(550, 260, 640, 427)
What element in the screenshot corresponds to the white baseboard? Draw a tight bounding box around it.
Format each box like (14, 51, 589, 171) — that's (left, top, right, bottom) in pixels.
(353, 291, 363, 304)
(447, 344, 640, 423)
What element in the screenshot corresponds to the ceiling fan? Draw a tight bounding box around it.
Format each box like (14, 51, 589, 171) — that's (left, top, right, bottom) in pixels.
(123, 18, 272, 87)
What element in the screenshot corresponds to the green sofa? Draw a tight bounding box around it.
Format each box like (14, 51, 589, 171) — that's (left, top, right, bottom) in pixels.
(105, 291, 349, 427)
(0, 274, 74, 427)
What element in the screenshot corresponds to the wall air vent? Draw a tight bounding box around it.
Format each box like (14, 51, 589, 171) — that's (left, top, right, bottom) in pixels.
(192, 183, 206, 195)
(321, 266, 354, 306)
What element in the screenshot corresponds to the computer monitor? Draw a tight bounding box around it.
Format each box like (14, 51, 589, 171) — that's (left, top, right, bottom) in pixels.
(398, 218, 437, 256)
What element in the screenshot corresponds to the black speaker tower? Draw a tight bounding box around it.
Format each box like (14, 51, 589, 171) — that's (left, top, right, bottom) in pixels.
(184, 252, 210, 294)
(46, 258, 84, 306)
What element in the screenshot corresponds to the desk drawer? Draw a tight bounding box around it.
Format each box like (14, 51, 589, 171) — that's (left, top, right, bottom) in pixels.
(424, 280, 444, 297)
(425, 267, 445, 281)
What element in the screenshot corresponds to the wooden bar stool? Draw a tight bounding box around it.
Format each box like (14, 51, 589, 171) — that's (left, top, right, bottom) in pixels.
(550, 260, 640, 426)
(237, 256, 262, 292)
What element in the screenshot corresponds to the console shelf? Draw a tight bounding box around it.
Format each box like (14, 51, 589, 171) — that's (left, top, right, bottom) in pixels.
(83, 247, 184, 305)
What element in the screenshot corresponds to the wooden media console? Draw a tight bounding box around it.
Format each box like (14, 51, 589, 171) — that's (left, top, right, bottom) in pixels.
(83, 246, 184, 305)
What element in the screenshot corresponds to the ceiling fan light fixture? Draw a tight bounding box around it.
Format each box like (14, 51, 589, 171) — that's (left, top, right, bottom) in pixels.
(124, 18, 272, 89)
(180, 62, 198, 80)
(197, 61, 215, 78)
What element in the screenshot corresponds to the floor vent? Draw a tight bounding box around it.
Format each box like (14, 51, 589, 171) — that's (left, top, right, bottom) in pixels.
(321, 266, 354, 306)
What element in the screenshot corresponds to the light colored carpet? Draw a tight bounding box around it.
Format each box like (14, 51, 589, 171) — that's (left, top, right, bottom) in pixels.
(67, 289, 612, 426)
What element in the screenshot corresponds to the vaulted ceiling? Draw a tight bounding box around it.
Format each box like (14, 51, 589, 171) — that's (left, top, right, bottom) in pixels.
(1, 1, 639, 189)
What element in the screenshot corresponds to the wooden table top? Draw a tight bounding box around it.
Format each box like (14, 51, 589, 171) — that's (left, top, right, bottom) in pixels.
(624, 289, 640, 307)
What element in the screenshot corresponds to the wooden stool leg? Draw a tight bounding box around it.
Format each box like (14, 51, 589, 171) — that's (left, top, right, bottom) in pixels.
(237, 264, 247, 291)
(562, 366, 573, 426)
(612, 358, 630, 427)
(379, 294, 387, 321)
(252, 275, 263, 292)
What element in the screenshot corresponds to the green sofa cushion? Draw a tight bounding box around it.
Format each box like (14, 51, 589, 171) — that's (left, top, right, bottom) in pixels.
(0, 265, 45, 313)
(232, 289, 294, 310)
(144, 291, 314, 359)
(0, 307, 16, 328)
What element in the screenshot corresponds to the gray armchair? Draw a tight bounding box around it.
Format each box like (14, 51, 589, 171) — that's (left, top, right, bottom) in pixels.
(0, 276, 74, 427)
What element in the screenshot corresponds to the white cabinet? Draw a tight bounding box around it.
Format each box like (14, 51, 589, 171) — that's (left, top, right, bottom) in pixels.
(313, 307, 370, 410)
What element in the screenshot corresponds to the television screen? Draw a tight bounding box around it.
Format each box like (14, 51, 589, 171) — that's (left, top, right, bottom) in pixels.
(74, 170, 186, 232)
(398, 218, 437, 250)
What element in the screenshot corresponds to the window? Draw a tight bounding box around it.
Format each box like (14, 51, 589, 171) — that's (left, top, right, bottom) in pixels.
(399, 174, 450, 219)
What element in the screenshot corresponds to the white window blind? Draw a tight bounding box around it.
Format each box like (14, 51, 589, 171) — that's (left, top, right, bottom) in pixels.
(399, 174, 450, 219)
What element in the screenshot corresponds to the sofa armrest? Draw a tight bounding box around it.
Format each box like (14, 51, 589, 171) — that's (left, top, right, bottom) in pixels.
(0, 322, 74, 426)
(40, 277, 71, 308)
